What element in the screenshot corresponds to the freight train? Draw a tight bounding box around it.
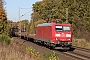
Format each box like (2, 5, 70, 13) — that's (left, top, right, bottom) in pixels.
(10, 20, 73, 50)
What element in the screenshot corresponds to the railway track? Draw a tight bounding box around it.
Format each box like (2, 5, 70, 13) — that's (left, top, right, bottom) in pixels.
(60, 46, 90, 60)
(73, 46, 90, 52)
(13, 37, 90, 60)
(62, 51, 90, 60)
(54, 46, 90, 60)
(69, 46, 90, 60)
(58, 46, 90, 60)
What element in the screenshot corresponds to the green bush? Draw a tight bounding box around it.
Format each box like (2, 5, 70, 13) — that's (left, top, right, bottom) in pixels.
(44, 51, 59, 60)
(0, 35, 11, 45)
(24, 46, 42, 60)
(24, 46, 60, 60)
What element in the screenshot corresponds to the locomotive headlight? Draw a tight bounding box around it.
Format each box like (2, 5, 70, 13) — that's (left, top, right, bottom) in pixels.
(55, 34, 61, 37)
(67, 39, 70, 40)
(56, 38, 58, 40)
(66, 34, 71, 37)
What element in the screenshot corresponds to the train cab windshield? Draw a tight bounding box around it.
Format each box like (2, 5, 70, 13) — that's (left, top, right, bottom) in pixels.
(55, 26, 70, 32)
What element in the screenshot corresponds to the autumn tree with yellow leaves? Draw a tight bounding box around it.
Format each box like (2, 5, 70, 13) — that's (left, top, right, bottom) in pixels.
(0, 0, 7, 34)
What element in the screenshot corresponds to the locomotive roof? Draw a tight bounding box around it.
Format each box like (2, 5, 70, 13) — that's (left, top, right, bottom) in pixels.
(12, 26, 19, 29)
(37, 23, 71, 27)
(37, 23, 52, 26)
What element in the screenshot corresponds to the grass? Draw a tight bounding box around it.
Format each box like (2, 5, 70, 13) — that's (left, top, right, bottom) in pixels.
(24, 46, 60, 60)
(0, 35, 60, 60)
(0, 34, 11, 44)
(44, 51, 59, 60)
(72, 38, 90, 49)
(24, 46, 42, 60)
(0, 38, 35, 60)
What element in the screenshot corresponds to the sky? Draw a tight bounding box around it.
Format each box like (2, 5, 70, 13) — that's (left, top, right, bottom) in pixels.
(5, 0, 42, 22)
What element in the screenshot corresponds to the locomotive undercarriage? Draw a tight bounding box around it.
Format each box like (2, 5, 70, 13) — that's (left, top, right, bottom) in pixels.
(54, 41, 72, 50)
(34, 38, 72, 50)
(43, 41, 72, 50)
(55, 42, 72, 47)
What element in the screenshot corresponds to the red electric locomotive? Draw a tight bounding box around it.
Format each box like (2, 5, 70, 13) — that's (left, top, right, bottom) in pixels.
(36, 21, 72, 50)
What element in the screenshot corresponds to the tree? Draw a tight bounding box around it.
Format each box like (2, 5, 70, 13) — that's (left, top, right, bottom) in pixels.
(32, 0, 90, 41)
(0, 7, 7, 34)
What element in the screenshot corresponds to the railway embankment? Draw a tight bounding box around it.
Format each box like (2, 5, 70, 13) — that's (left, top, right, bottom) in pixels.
(72, 38, 90, 49)
(0, 35, 59, 60)
(0, 35, 36, 60)
(0, 35, 90, 60)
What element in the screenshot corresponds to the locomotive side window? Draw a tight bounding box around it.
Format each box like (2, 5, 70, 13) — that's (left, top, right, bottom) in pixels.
(55, 26, 63, 31)
(63, 26, 70, 32)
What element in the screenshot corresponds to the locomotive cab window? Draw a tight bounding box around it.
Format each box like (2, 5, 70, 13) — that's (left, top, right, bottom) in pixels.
(55, 26, 63, 31)
(63, 26, 70, 32)
(55, 26, 70, 32)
